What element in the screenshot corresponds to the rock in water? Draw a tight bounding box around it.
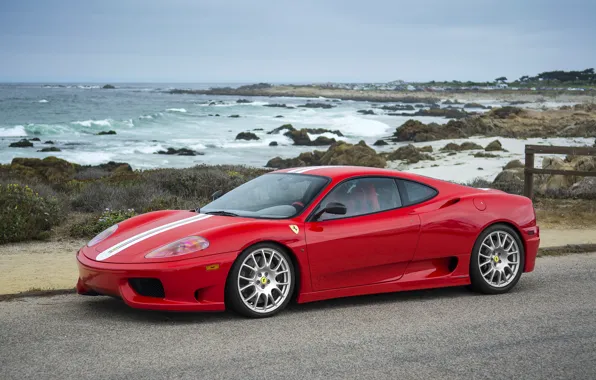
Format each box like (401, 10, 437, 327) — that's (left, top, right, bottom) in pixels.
(97, 130, 117, 135)
(9, 139, 34, 148)
(235, 132, 259, 141)
(156, 147, 201, 156)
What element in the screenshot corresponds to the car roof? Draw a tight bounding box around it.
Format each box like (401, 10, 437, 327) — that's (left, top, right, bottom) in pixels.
(272, 166, 442, 184)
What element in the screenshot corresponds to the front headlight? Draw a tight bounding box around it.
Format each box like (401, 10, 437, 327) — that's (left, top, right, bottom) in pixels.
(144, 236, 210, 259)
(88, 225, 118, 247)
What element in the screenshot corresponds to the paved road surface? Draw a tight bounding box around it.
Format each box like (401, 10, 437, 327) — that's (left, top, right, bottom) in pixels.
(1, 253, 595, 380)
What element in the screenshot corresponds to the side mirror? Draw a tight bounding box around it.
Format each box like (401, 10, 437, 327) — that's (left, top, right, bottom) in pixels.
(313, 202, 347, 221)
(325, 202, 347, 215)
(211, 190, 223, 200)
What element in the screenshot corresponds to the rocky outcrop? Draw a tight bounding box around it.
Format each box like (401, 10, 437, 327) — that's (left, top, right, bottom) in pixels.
(97, 130, 116, 135)
(9, 139, 34, 148)
(373, 140, 388, 146)
(357, 109, 376, 115)
(236, 99, 252, 103)
(7, 157, 76, 183)
(463, 103, 489, 109)
(268, 124, 295, 134)
(263, 103, 294, 109)
(102, 84, 115, 89)
(504, 159, 524, 169)
(484, 140, 504, 151)
(266, 141, 385, 169)
(392, 106, 596, 142)
(440, 141, 483, 151)
(235, 132, 259, 141)
(269, 141, 278, 146)
(37, 147, 61, 152)
(385, 144, 434, 164)
(156, 147, 202, 156)
(376, 105, 415, 111)
(297, 103, 334, 109)
(388, 108, 469, 119)
(44, 140, 55, 144)
(284, 129, 336, 146)
(229, 114, 241, 118)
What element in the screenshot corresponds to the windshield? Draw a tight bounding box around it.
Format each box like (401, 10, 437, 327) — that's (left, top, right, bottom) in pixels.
(200, 173, 329, 219)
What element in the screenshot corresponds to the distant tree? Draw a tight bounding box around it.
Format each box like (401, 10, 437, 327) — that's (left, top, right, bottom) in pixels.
(495, 77, 508, 83)
(518, 75, 530, 82)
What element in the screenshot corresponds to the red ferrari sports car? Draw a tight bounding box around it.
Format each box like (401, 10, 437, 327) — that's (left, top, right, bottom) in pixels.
(76, 166, 540, 318)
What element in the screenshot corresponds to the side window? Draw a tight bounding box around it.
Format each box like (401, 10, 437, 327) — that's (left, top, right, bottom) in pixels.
(397, 179, 437, 206)
(318, 177, 401, 221)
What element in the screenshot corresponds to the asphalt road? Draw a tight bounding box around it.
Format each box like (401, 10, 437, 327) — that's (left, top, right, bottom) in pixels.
(1, 253, 596, 380)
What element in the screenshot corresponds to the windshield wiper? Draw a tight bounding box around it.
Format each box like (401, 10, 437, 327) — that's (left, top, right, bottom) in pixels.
(204, 211, 239, 217)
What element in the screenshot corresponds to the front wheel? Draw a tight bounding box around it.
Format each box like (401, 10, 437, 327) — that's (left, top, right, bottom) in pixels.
(226, 243, 295, 318)
(469, 224, 525, 294)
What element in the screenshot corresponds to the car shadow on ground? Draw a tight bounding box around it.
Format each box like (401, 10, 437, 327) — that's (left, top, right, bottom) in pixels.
(76, 275, 537, 324)
(76, 283, 524, 324)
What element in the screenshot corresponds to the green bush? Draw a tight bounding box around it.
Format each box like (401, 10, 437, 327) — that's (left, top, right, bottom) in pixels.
(0, 183, 64, 244)
(70, 209, 137, 238)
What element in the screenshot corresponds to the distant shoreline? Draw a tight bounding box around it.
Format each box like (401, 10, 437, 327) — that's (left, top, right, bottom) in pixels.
(168, 85, 596, 104)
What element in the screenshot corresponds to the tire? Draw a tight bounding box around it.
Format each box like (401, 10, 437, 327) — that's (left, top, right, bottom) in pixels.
(469, 224, 525, 294)
(226, 243, 295, 318)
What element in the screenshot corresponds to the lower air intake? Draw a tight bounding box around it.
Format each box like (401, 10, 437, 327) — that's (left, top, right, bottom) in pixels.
(128, 278, 165, 298)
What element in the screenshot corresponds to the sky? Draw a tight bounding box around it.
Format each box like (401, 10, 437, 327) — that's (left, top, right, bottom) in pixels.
(0, 0, 594, 83)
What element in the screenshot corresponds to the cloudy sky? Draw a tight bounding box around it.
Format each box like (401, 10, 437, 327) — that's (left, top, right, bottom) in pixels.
(0, 0, 594, 83)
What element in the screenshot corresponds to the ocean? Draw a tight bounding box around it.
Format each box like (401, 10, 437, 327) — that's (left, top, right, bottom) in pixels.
(0, 83, 590, 182)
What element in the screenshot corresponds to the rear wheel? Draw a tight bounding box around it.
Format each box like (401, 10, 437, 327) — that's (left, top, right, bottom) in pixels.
(469, 224, 525, 294)
(226, 243, 295, 318)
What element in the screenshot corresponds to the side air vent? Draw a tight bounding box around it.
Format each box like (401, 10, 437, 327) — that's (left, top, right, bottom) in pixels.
(440, 198, 460, 209)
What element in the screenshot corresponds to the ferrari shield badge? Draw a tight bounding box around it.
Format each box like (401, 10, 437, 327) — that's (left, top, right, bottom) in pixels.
(289, 225, 299, 234)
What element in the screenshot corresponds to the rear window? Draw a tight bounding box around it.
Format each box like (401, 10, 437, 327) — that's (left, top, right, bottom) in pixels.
(397, 179, 438, 206)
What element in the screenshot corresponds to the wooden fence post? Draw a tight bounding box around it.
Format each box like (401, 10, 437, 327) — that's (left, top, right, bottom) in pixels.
(524, 148, 535, 199)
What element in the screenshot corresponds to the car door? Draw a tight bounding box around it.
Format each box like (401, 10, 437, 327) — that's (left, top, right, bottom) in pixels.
(305, 177, 421, 291)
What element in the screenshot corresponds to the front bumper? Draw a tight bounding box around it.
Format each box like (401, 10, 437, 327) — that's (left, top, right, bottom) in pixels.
(76, 250, 238, 311)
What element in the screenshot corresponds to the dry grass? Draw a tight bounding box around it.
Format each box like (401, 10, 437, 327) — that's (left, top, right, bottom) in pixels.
(535, 198, 596, 229)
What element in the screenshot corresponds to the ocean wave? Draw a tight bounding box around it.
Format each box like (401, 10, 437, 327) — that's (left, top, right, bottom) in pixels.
(0, 125, 27, 137)
(77, 85, 100, 90)
(166, 108, 187, 113)
(38, 99, 49, 103)
(328, 115, 392, 137)
(72, 119, 112, 127)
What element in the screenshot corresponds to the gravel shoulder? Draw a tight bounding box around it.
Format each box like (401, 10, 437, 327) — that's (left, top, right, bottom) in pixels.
(1, 253, 595, 380)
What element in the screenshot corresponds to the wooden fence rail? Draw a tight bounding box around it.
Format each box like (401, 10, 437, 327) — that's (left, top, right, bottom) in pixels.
(524, 144, 596, 198)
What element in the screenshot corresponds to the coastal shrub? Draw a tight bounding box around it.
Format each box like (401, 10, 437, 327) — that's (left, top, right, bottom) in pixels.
(0, 183, 64, 244)
(70, 208, 137, 238)
(70, 182, 171, 213)
(143, 165, 267, 200)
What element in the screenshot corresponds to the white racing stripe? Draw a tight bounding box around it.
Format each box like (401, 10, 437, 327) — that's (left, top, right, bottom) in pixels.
(288, 166, 348, 174)
(96, 214, 213, 261)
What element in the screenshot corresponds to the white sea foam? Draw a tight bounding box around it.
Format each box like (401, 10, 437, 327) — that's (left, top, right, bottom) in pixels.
(166, 108, 187, 113)
(72, 119, 112, 127)
(0, 125, 27, 137)
(328, 115, 392, 137)
(38, 99, 49, 103)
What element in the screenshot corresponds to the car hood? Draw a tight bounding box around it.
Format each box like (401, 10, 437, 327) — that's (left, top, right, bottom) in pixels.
(84, 210, 249, 264)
